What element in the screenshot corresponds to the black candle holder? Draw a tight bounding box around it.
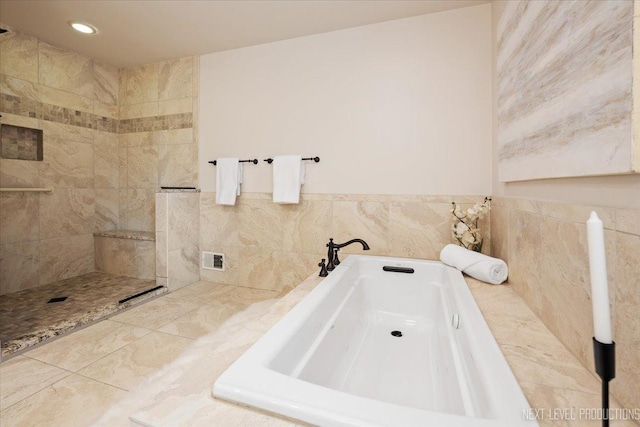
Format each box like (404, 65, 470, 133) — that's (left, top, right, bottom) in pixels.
(592, 338, 615, 427)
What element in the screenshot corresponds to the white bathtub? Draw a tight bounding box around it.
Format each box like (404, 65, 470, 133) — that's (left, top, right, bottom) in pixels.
(213, 255, 537, 427)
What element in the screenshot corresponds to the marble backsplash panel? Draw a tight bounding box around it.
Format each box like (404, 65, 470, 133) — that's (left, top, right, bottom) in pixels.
(490, 197, 640, 413)
(199, 193, 491, 293)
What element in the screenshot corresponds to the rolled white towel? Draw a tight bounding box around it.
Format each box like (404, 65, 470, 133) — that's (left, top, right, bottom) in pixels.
(440, 244, 508, 285)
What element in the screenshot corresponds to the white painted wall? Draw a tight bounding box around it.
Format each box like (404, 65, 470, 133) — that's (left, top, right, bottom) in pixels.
(199, 4, 492, 195)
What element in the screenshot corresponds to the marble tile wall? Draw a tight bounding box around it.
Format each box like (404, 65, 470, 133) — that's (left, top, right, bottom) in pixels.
(634, 10, 640, 170)
(156, 191, 200, 291)
(199, 193, 490, 293)
(0, 27, 118, 294)
(490, 197, 640, 414)
(0, 26, 199, 294)
(118, 57, 198, 233)
(94, 236, 155, 280)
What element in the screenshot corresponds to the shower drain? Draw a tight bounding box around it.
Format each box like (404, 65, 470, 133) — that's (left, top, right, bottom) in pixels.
(391, 330, 403, 337)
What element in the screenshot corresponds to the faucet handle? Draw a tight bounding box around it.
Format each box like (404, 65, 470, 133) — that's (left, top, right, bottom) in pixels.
(318, 258, 328, 277)
(326, 238, 336, 271)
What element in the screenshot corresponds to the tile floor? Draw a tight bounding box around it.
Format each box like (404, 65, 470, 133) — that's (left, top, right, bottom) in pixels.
(0, 281, 279, 427)
(90, 275, 639, 427)
(2, 277, 637, 427)
(0, 272, 163, 357)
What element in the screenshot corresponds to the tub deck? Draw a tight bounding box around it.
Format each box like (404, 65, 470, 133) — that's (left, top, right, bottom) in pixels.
(95, 271, 634, 427)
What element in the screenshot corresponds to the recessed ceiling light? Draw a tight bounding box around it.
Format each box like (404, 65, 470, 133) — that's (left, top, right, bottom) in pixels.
(68, 21, 98, 35)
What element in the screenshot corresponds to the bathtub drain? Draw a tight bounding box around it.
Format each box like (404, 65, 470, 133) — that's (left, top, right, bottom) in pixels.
(391, 330, 403, 337)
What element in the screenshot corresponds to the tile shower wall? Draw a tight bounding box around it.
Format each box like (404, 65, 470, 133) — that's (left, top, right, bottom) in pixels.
(0, 25, 199, 294)
(490, 198, 640, 412)
(0, 27, 118, 294)
(199, 193, 490, 293)
(118, 58, 199, 233)
(156, 192, 200, 291)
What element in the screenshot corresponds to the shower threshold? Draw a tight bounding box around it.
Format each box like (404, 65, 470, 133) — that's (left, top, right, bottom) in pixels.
(0, 272, 167, 359)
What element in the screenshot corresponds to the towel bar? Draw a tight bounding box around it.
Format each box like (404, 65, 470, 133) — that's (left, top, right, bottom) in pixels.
(208, 159, 258, 165)
(264, 157, 320, 164)
(0, 187, 54, 193)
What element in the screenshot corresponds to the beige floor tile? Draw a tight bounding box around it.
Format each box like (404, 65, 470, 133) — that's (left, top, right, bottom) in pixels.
(23, 320, 151, 371)
(162, 280, 235, 304)
(109, 296, 200, 330)
(0, 356, 70, 411)
(157, 301, 248, 339)
(213, 285, 279, 305)
(0, 374, 126, 427)
(164, 281, 279, 306)
(78, 331, 193, 391)
(127, 329, 265, 427)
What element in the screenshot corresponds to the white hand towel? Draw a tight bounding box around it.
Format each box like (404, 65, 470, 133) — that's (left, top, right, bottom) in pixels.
(236, 163, 244, 196)
(440, 244, 508, 285)
(215, 158, 242, 205)
(273, 155, 305, 204)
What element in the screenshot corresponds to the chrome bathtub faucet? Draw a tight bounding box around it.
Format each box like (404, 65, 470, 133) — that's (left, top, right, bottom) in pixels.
(325, 238, 370, 272)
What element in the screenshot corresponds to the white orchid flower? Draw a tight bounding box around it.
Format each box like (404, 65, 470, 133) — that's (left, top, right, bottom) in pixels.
(451, 198, 490, 251)
(462, 231, 475, 245)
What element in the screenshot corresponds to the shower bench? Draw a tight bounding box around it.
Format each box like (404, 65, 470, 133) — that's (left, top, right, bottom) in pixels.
(94, 230, 156, 280)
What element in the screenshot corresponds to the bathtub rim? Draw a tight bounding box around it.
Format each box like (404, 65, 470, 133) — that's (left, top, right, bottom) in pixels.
(213, 255, 536, 427)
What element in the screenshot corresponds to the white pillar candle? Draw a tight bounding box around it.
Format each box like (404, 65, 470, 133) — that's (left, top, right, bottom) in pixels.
(587, 211, 612, 344)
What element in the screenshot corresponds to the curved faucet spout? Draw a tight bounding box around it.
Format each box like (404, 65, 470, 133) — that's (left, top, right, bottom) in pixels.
(334, 238, 370, 251)
(326, 238, 370, 272)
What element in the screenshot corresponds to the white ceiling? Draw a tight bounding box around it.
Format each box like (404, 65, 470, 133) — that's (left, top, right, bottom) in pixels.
(0, 0, 489, 68)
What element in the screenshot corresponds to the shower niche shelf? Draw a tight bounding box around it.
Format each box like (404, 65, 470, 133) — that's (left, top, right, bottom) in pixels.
(0, 124, 43, 161)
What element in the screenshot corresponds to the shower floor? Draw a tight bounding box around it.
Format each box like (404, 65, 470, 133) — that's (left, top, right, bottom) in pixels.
(0, 272, 166, 358)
